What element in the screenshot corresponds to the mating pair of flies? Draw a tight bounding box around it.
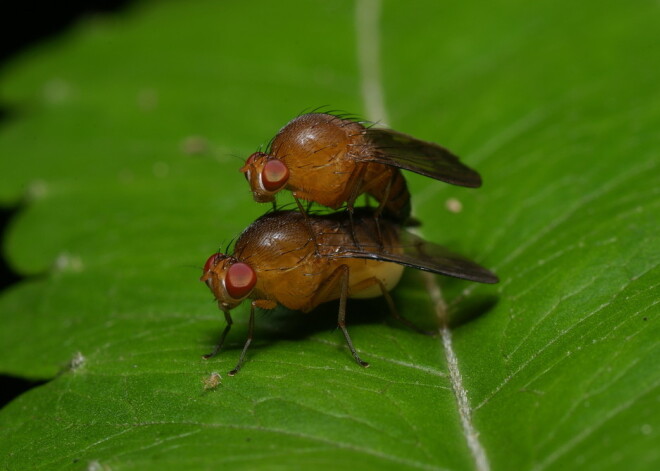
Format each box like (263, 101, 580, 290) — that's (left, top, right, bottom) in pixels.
(201, 112, 498, 375)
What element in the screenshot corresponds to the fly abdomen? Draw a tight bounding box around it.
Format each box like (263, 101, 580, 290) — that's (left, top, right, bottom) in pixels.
(381, 169, 412, 222)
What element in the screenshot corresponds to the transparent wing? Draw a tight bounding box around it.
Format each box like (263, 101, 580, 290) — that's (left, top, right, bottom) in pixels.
(356, 128, 482, 188)
(318, 213, 498, 284)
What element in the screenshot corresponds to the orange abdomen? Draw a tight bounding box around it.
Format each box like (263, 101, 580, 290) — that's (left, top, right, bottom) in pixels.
(362, 163, 411, 221)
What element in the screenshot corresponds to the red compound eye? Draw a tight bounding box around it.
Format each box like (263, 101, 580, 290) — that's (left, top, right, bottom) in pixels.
(262, 159, 289, 192)
(225, 262, 256, 299)
(203, 253, 222, 274)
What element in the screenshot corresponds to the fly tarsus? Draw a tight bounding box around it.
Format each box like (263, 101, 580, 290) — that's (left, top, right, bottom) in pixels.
(337, 265, 370, 368)
(228, 302, 256, 376)
(203, 309, 233, 359)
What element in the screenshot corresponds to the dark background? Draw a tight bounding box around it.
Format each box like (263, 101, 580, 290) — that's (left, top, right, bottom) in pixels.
(0, 1, 134, 65)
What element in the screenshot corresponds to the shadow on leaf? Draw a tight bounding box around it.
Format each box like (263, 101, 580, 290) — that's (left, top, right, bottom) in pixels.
(448, 294, 499, 329)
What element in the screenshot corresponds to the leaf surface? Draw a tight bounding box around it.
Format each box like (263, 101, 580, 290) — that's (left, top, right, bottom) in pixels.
(0, 0, 658, 470)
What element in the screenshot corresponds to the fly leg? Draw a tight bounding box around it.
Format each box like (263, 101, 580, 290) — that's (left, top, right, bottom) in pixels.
(359, 170, 395, 248)
(307, 264, 369, 367)
(373, 278, 435, 336)
(294, 196, 320, 255)
(338, 266, 370, 367)
(203, 308, 233, 359)
(228, 299, 276, 376)
(344, 164, 368, 248)
(372, 175, 393, 248)
(228, 302, 255, 376)
(347, 277, 435, 336)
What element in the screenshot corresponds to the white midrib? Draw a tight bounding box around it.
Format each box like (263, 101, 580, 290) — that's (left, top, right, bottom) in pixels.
(424, 274, 491, 471)
(355, 2, 490, 470)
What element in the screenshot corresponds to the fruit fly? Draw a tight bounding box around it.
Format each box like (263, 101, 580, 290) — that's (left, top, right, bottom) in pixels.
(240, 113, 482, 222)
(200, 209, 497, 375)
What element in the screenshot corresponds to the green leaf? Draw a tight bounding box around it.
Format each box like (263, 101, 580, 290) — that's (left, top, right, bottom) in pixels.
(1, 0, 658, 470)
